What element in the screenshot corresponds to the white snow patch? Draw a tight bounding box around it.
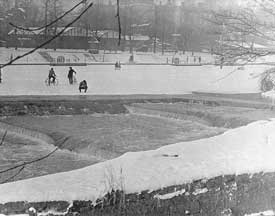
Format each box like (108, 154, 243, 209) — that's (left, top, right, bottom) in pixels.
(154, 188, 186, 200)
(231, 182, 237, 190)
(262, 90, 275, 106)
(192, 188, 208, 196)
(185, 210, 190, 215)
(28, 207, 36, 213)
(1, 119, 275, 203)
(244, 210, 275, 216)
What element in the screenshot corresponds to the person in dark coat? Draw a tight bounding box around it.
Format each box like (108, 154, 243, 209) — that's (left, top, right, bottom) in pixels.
(68, 67, 76, 84)
(48, 68, 56, 85)
(79, 80, 88, 93)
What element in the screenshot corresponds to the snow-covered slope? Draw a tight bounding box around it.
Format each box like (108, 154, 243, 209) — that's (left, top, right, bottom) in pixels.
(1, 119, 275, 204)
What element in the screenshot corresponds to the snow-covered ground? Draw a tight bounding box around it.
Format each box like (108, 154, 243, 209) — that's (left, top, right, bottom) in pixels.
(0, 64, 270, 95)
(1, 119, 275, 203)
(245, 210, 275, 216)
(254, 54, 275, 64)
(0, 48, 215, 64)
(0, 48, 45, 64)
(262, 90, 275, 104)
(2, 47, 275, 65)
(102, 51, 215, 64)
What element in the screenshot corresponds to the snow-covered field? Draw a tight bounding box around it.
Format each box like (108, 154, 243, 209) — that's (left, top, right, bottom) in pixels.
(0, 64, 270, 95)
(1, 119, 275, 203)
(0, 48, 215, 64)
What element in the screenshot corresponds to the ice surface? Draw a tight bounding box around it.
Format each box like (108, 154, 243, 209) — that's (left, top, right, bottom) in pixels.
(0, 47, 270, 95)
(0, 64, 270, 95)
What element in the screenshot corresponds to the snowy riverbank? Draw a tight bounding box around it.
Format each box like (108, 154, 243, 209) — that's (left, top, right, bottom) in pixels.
(1, 118, 275, 204)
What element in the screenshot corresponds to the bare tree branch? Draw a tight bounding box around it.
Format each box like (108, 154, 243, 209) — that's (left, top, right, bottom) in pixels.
(0, 148, 59, 175)
(203, 7, 275, 66)
(9, 0, 86, 32)
(1, 2, 94, 69)
(0, 131, 7, 146)
(212, 60, 252, 83)
(0, 166, 25, 184)
(0, 136, 70, 181)
(116, 0, 122, 46)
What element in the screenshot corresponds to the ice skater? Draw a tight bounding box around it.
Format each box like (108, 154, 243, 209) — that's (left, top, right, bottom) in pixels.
(79, 80, 88, 93)
(48, 68, 56, 85)
(68, 67, 76, 84)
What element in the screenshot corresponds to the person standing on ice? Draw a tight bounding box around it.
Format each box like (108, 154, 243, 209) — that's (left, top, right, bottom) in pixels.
(48, 68, 56, 85)
(68, 67, 76, 84)
(220, 56, 224, 69)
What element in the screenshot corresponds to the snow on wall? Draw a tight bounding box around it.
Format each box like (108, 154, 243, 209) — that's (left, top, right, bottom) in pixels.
(192, 188, 208, 196)
(154, 188, 186, 200)
(1, 119, 275, 203)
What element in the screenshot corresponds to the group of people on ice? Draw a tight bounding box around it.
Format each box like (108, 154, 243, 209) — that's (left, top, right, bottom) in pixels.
(48, 67, 88, 93)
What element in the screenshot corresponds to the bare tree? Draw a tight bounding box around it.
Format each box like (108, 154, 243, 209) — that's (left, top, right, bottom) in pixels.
(4, 0, 93, 68)
(206, 1, 275, 66)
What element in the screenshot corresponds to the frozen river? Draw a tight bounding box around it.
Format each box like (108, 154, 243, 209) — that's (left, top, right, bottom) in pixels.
(0, 64, 271, 95)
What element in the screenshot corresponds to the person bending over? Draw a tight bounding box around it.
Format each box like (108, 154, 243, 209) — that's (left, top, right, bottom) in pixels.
(79, 80, 88, 93)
